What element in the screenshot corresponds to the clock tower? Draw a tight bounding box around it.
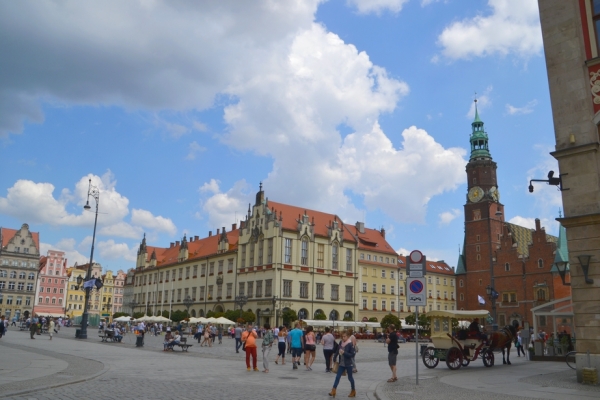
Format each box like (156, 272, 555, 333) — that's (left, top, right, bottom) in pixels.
(457, 101, 505, 312)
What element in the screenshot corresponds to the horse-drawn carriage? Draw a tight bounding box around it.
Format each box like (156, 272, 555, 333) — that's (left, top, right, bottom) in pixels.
(421, 310, 513, 370)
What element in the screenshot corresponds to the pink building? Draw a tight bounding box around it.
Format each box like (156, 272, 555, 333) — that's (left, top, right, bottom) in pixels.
(34, 250, 68, 318)
(113, 269, 126, 313)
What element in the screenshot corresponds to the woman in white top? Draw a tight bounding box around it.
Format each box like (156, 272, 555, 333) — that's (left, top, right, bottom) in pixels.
(275, 326, 287, 365)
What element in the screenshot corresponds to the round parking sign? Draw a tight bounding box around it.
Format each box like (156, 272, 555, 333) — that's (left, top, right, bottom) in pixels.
(409, 279, 424, 294)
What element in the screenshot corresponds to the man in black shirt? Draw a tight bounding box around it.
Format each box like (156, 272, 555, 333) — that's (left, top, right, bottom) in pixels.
(386, 325, 399, 382)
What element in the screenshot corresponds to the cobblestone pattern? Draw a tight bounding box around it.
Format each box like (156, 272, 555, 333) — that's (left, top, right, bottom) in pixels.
(519, 370, 600, 393)
(380, 375, 537, 400)
(0, 341, 104, 397)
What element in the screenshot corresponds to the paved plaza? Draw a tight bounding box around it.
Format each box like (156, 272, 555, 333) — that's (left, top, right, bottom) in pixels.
(0, 326, 598, 400)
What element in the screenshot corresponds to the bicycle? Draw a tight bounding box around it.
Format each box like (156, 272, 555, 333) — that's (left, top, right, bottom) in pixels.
(566, 350, 577, 370)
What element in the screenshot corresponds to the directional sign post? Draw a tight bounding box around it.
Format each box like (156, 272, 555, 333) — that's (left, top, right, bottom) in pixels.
(406, 250, 427, 386)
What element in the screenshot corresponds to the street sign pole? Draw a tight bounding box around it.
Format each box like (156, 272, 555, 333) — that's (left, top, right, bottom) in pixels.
(407, 250, 427, 386)
(415, 304, 419, 385)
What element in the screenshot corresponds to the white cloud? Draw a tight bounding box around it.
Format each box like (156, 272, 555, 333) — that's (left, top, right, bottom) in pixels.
(396, 247, 410, 256)
(97, 240, 137, 262)
(0, 0, 322, 136)
(508, 215, 557, 233)
(467, 87, 492, 119)
(98, 222, 143, 239)
(200, 180, 253, 230)
(436, 0, 542, 60)
(347, 0, 409, 14)
(40, 239, 90, 266)
(439, 209, 461, 225)
(185, 141, 206, 160)
(506, 99, 537, 115)
(131, 209, 177, 235)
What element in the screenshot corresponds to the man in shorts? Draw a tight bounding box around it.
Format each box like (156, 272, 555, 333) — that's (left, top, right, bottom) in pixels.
(288, 322, 304, 370)
(386, 325, 398, 382)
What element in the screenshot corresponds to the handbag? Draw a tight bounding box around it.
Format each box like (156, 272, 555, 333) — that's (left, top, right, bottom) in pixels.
(331, 362, 339, 373)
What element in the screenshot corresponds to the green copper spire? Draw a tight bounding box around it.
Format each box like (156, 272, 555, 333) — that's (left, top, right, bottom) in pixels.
(550, 221, 569, 273)
(469, 99, 491, 161)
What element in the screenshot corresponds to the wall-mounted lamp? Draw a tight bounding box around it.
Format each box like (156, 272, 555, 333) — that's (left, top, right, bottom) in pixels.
(554, 260, 571, 286)
(529, 171, 569, 193)
(577, 255, 594, 284)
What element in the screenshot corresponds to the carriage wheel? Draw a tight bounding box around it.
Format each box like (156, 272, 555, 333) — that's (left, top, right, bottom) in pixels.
(445, 347, 463, 370)
(482, 349, 494, 367)
(422, 347, 439, 369)
(462, 358, 470, 367)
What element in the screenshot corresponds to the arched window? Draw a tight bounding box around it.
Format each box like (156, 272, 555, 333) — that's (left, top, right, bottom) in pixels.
(19, 272, 25, 279)
(537, 289, 546, 301)
(505, 263, 510, 272)
(460, 293, 464, 301)
(28, 273, 35, 280)
(538, 259, 544, 269)
(459, 279, 464, 287)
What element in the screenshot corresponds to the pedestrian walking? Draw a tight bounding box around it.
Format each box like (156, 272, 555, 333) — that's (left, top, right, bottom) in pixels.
(515, 330, 525, 357)
(329, 330, 356, 398)
(321, 327, 335, 372)
(275, 326, 287, 365)
(385, 325, 398, 382)
(261, 323, 274, 373)
(201, 323, 211, 347)
(29, 318, 37, 339)
(217, 325, 223, 344)
(0, 316, 5, 339)
(304, 325, 317, 371)
(242, 324, 258, 371)
(235, 324, 243, 353)
(48, 318, 55, 340)
(288, 322, 304, 370)
(349, 330, 358, 373)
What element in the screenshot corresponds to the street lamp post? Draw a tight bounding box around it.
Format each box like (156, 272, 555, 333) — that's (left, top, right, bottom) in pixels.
(272, 296, 278, 327)
(183, 295, 193, 317)
(129, 299, 138, 316)
(235, 295, 248, 320)
(79, 179, 100, 340)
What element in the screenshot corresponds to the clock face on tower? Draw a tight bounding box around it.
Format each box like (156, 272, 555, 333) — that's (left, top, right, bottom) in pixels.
(468, 186, 484, 203)
(489, 186, 500, 202)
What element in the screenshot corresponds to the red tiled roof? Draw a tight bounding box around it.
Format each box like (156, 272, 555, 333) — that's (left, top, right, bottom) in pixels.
(344, 225, 397, 255)
(150, 230, 239, 267)
(1, 227, 40, 249)
(397, 256, 455, 275)
(268, 201, 356, 243)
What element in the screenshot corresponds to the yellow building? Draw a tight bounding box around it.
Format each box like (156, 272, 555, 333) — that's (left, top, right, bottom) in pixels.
(355, 225, 401, 323)
(398, 258, 456, 315)
(101, 270, 114, 321)
(65, 267, 85, 319)
(132, 186, 409, 326)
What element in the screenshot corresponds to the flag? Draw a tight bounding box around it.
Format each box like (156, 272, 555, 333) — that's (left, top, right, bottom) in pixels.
(83, 279, 96, 289)
(491, 289, 499, 299)
(95, 279, 104, 290)
(478, 295, 486, 305)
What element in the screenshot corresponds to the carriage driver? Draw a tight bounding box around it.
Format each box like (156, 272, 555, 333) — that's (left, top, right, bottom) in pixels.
(468, 318, 484, 339)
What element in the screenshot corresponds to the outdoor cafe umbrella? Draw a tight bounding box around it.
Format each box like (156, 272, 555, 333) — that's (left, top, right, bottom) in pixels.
(214, 316, 236, 325)
(114, 316, 134, 322)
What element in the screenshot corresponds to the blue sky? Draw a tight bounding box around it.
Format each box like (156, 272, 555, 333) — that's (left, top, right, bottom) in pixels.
(0, 0, 561, 273)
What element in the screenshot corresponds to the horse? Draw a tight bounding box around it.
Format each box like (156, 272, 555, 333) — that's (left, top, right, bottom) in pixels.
(487, 325, 517, 365)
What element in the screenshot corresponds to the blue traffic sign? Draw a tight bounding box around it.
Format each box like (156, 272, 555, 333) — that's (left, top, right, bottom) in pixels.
(409, 280, 424, 294)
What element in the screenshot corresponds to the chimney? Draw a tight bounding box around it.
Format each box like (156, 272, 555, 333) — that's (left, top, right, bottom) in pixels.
(194, 235, 199, 241)
(217, 228, 220, 235)
(222, 226, 226, 233)
(356, 221, 365, 234)
(176, 241, 180, 247)
(535, 218, 541, 230)
(380, 227, 385, 238)
(170, 242, 174, 248)
(232, 223, 237, 231)
(208, 231, 212, 237)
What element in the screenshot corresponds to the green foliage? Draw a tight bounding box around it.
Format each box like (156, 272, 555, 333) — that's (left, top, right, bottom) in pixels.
(206, 310, 215, 318)
(281, 309, 297, 326)
(133, 312, 145, 319)
(225, 309, 241, 322)
(368, 317, 378, 322)
(242, 310, 256, 324)
(314, 311, 327, 320)
(404, 313, 430, 330)
(161, 310, 170, 319)
(380, 314, 401, 330)
(112, 312, 129, 319)
(170, 310, 187, 323)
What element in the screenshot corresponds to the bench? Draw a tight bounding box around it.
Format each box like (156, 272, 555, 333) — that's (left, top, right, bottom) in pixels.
(167, 337, 193, 352)
(99, 330, 117, 342)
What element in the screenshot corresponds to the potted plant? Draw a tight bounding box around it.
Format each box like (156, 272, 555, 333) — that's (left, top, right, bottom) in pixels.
(560, 334, 569, 355)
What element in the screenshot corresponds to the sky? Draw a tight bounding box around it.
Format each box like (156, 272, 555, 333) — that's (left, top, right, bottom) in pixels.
(0, 0, 562, 273)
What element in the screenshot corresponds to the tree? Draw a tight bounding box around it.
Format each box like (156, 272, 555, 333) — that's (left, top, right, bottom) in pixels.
(368, 317, 378, 322)
(224, 309, 240, 322)
(380, 314, 401, 330)
(133, 312, 145, 319)
(281, 309, 297, 326)
(405, 313, 430, 331)
(170, 310, 187, 323)
(242, 310, 256, 324)
(343, 315, 354, 321)
(112, 312, 129, 319)
(314, 311, 327, 320)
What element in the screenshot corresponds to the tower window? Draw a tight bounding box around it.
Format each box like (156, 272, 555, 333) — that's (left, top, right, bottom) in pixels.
(476, 254, 481, 261)
(538, 259, 544, 269)
(473, 177, 477, 184)
(476, 235, 480, 241)
(476, 245, 480, 252)
(505, 263, 510, 271)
